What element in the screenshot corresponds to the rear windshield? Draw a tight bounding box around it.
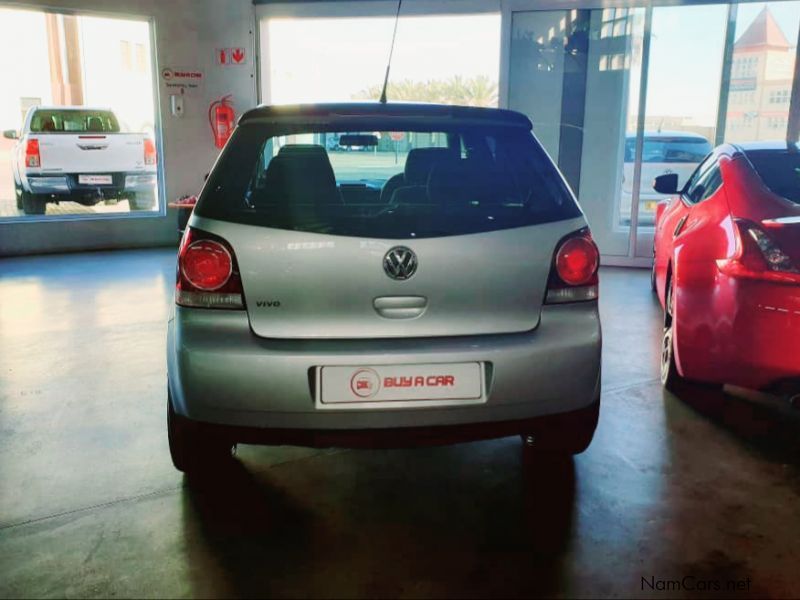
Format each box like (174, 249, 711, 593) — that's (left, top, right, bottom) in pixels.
(196, 122, 581, 239)
(747, 150, 800, 204)
(30, 110, 120, 133)
(625, 137, 712, 163)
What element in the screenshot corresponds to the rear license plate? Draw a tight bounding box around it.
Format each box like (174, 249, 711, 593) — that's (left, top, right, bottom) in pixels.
(78, 174, 113, 185)
(320, 363, 483, 404)
(645, 201, 658, 212)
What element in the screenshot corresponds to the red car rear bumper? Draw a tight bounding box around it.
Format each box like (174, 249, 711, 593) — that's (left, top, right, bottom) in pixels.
(724, 278, 800, 390)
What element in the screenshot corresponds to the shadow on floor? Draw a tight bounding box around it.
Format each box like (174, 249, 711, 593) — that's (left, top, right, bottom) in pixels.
(666, 380, 800, 464)
(180, 447, 577, 598)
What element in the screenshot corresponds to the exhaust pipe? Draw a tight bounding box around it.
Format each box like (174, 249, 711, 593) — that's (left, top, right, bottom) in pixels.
(789, 394, 800, 409)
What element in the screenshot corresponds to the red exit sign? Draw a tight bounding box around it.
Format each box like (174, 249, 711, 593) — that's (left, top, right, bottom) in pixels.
(216, 48, 247, 66)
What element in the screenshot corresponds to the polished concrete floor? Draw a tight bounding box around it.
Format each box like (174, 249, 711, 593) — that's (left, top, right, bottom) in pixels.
(1, 249, 799, 598)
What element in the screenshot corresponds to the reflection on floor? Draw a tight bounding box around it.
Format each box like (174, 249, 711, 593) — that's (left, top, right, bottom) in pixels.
(0, 252, 798, 598)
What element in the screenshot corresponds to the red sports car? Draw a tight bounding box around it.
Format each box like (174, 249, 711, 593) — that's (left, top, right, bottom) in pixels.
(652, 141, 800, 397)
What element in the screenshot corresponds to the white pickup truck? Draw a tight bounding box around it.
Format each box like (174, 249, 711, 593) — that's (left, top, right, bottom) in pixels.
(4, 106, 157, 215)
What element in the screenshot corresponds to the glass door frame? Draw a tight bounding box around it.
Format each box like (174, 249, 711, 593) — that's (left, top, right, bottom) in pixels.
(500, 0, 799, 267)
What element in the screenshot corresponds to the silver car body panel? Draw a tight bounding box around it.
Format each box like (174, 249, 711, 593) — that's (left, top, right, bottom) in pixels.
(190, 214, 588, 340)
(167, 298, 601, 430)
(167, 103, 601, 435)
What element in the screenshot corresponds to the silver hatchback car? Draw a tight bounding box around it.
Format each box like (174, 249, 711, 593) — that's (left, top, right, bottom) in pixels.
(167, 103, 601, 473)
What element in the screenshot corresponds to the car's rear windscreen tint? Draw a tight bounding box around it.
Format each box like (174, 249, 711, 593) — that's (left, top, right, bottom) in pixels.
(195, 122, 581, 239)
(30, 110, 121, 133)
(747, 150, 800, 204)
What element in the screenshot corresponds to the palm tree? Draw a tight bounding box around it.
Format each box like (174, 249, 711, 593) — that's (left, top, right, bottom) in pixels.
(353, 76, 498, 107)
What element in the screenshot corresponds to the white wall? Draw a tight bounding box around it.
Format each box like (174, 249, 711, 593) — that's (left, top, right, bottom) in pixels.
(0, 9, 51, 126)
(0, 0, 258, 256)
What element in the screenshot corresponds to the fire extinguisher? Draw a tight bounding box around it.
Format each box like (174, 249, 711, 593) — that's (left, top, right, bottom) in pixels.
(209, 95, 235, 149)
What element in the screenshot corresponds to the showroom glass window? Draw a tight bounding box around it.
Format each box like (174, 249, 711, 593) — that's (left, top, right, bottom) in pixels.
(0, 8, 161, 219)
(262, 14, 500, 107)
(724, 2, 800, 144)
(507, 1, 800, 263)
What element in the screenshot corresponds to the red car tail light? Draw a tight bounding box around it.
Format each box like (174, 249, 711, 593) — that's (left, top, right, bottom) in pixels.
(176, 228, 245, 309)
(546, 229, 600, 304)
(25, 138, 40, 168)
(717, 219, 800, 284)
(144, 138, 157, 166)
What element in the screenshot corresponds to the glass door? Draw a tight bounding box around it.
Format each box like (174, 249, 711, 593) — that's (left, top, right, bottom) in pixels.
(633, 3, 729, 258)
(508, 7, 647, 261)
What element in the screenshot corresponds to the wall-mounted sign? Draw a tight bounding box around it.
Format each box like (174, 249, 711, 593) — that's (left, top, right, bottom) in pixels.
(216, 48, 247, 66)
(161, 67, 204, 93)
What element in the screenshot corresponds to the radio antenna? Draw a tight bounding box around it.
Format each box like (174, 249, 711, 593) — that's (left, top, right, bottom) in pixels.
(379, 0, 403, 104)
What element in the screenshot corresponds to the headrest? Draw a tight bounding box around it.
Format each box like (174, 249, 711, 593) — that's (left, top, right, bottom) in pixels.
(427, 160, 470, 205)
(278, 144, 328, 156)
(86, 117, 104, 132)
(404, 148, 454, 185)
(260, 150, 340, 205)
(427, 159, 505, 206)
(390, 185, 429, 205)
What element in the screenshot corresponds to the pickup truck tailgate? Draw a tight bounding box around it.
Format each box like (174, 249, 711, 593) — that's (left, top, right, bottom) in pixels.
(37, 134, 148, 173)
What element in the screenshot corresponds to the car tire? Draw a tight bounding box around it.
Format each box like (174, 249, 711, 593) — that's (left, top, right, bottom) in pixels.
(14, 180, 24, 210)
(167, 389, 235, 475)
(520, 398, 600, 456)
(21, 192, 47, 215)
(661, 278, 682, 391)
(128, 192, 157, 211)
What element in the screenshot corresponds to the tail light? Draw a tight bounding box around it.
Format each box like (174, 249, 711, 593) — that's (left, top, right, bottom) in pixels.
(25, 138, 40, 168)
(717, 219, 800, 283)
(545, 229, 600, 304)
(144, 138, 157, 166)
(176, 228, 245, 309)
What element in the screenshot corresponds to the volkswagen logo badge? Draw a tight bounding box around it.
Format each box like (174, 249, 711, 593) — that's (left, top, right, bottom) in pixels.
(383, 246, 418, 280)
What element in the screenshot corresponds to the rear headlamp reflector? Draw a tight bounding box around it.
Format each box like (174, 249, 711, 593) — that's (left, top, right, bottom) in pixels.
(555, 236, 600, 286)
(176, 228, 245, 310)
(181, 240, 233, 291)
(545, 229, 600, 304)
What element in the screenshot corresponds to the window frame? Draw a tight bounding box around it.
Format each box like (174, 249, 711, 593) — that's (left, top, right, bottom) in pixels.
(681, 153, 714, 204)
(682, 155, 723, 205)
(0, 5, 165, 225)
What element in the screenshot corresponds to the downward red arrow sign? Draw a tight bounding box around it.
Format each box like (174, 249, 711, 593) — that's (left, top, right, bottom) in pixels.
(231, 48, 245, 64)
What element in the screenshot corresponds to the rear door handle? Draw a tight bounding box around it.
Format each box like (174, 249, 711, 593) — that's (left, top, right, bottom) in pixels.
(373, 296, 427, 319)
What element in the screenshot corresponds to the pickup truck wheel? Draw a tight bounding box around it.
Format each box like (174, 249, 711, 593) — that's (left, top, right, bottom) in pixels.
(21, 192, 47, 215)
(128, 192, 157, 211)
(167, 391, 235, 476)
(14, 181, 24, 210)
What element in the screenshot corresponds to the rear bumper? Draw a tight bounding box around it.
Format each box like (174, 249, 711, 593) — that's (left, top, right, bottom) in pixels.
(173, 395, 600, 449)
(23, 171, 156, 195)
(27, 176, 71, 194)
(724, 279, 800, 390)
(167, 302, 602, 431)
(679, 274, 800, 390)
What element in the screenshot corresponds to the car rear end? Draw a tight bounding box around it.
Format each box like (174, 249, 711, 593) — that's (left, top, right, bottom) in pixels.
(166, 104, 601, 458)
(20, 108, 156, 200)
(715, 147, 800, 391)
